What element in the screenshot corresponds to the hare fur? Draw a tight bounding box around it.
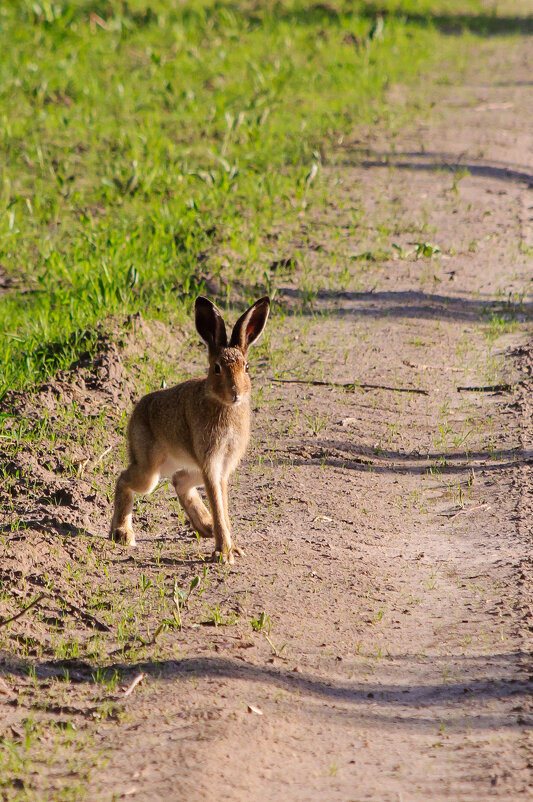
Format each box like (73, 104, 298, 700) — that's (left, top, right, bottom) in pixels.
(110, 296, 270, 564)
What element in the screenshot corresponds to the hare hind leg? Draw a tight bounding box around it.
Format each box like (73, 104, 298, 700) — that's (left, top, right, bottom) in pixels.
(172, 469, 213, 538)
(110, 464, 159, 546)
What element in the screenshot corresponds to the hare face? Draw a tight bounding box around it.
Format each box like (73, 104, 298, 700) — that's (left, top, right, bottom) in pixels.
(207, 347, 250, 406)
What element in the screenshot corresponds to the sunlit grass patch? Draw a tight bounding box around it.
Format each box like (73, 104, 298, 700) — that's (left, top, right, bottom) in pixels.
(0, 0, 499, 394)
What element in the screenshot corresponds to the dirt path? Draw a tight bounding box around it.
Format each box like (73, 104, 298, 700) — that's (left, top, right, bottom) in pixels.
(1, 34, 532, 802)
(86, 39, 532, 801)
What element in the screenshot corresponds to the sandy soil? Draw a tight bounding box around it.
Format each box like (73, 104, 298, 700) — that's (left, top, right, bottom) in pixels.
(1, 35, 532, 802)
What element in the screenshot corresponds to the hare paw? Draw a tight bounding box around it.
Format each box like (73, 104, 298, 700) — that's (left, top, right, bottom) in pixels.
(111, 528, 136, 547)
(211, 545, 245, 565)
(211, 549, 232, 564)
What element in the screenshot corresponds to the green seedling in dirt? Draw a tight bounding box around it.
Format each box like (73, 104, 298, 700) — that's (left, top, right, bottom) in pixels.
(94, 699, 124, 723)
(250, 611, 272, 634)
(203, 603, 239, 628)
(352, 249, 392, 263)
(408, 488, 425, 511)
(174, 576, 199, 627)
(392, 242, 414, 259)
(264, 634, 287, 658)
(262, 270, 278, 301)
(153, 575, 203, 636)
(452, 429, 473, 449)
(92, 668, 120, 692)
(442, 666, 453, 683)
(426, 465, 443, 477)
(483, 313, 520, 341)
(385, 421, 402, 445)
(415, 241, 441, 258)
(56, 638, 80, 661)
(434, 423, 452, 449)
(449, 167, 470, 195)
(305, 412, 329, 436)
(0, 719, 40, 779)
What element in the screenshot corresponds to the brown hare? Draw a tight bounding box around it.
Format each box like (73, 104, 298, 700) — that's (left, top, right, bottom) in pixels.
(110, 295, 270, 563)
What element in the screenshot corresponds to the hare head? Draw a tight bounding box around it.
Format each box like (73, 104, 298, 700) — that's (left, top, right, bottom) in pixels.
(195, 296, 270, 407)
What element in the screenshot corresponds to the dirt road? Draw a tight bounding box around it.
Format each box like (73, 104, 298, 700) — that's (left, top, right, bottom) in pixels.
(1, 33, 532, 802)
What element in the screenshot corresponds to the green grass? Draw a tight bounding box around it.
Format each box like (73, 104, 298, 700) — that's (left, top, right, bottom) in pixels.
(0, 0, 525, 397)
(0, 714, 100, 801)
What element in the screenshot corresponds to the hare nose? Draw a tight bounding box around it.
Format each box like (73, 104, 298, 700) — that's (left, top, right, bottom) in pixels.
(231, 387, 240, 402)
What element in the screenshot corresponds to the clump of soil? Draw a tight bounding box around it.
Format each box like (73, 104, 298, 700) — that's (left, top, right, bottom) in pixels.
(0, 334, 138, 542)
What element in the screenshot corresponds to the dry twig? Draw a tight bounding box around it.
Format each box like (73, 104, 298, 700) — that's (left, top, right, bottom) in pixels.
(448, 503, 490, 520)
(93, 445, 113, 469)
(0, 581, 110, 633)
(457, 384, 512, 393)
(0, 594, 46, 628)
(269, 378, 429, 395)
(123, 673, 146, 697)
(53, 594, 111, 632)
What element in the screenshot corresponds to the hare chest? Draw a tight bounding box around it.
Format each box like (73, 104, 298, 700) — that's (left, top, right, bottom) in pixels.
(158, 427, 245, 482)
(209, 426, 247, 479)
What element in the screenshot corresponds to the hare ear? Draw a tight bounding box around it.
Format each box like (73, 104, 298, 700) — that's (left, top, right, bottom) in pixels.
(195, 297, 228, 352)
(229, 296, 270, 353)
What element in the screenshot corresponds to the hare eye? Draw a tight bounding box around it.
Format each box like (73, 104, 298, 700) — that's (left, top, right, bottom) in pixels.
(214, 363, 221, 374)
(245, 363, 249, 373)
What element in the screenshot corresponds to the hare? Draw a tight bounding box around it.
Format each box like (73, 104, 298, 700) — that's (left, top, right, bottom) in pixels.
(110, 295, 270, 564)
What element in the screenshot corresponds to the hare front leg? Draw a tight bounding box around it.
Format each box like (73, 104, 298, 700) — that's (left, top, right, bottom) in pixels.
(221, 476, 245, 558)
(203, 471, 237, 564)
(172, 469, 213, 538)
(110, 464, 159, 546)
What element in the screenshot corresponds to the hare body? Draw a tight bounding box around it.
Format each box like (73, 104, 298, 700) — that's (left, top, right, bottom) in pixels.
(110, 297, 270, 563)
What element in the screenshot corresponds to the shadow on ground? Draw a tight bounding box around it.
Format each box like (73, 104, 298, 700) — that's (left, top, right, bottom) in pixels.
(281, 442, 533, 476)
(338, 150, 533, 188)
(276, 287, 533, 323)
(3, 652, 531, 731)
(357, 5, 533, 37)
